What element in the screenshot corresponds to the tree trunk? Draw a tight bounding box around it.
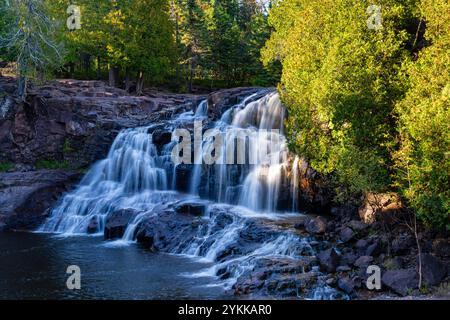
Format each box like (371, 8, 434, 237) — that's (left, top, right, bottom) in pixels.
(125, 68, 131, 92)
(96, 56, 101, 80)
(69, 63, 75, 78)
(175, 10, 181, 90)
(18, 75, 27, 101)
(136, 71, 144, 95)
(188, 58, 193, 93)
(108, 65, 119, 87)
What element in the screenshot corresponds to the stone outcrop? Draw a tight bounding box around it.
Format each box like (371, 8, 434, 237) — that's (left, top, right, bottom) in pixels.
(0, 169, 81, 230)
(358, 192, 403, 224)
(0, 77, 204, 168)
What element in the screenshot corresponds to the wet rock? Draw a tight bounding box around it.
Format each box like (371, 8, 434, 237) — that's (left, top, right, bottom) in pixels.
(338, 277, 355, 294)
(174, 164, 192, 192)
(87, 216, 99, 234)
(340, 227, 354, 243)
(104, 209, 138, 239)
(336, 265, 352, 272)
(0, 169, 81, 231)
(151, 129, 173, 152)
(382, 269, 418, 296)
(354, 256, 374, 269)
(419, 253, 447, 286)
(233, 258, 319, 298)
(0, 77, 202, 168)
(294, 220, 306, 230)
(305, 216, 327, 234)
(342, 252, 358, 265)
(317, 248, 340, 273)
(174, 200, 207, 216)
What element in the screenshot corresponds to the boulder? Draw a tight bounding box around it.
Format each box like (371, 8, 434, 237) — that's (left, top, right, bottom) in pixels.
(317, 248, 341, 273)
(358, 192, 403, 224)
(382, 269, 419, 296)
(0, 169, 81, 231)
(337, 277, 355, 294)
(104, 209, 138, 239)
(340, 227, 354, 243)
(355, 239, 369, 251)
(305, 216, 327, 234)
(354, 256, 374, 269)
(419, 253, 447, 286)
(87, 216, 99, 234)
(366, 241, 381, 256)
(348, 220, 368, 232)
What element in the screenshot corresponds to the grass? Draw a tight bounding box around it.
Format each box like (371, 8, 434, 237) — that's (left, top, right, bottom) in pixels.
(35, 159, 70, 170)
(0, 161, 13, 172)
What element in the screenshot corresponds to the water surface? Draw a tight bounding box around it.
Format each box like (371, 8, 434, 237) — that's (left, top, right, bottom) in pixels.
(0, 232, 231, 300)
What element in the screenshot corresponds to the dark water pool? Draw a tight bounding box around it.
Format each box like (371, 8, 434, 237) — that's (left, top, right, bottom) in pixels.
(0, 232, 231, 300)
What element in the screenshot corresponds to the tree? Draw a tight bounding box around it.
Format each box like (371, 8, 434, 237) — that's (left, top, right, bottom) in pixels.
(262, 0, 418, 201)
(0, 0, 63, 100)
(394, 0, 450, 228)
(125, 0, 176, 94)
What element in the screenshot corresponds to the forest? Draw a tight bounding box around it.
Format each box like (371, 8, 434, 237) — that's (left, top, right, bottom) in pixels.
(0, 0, 448, 231)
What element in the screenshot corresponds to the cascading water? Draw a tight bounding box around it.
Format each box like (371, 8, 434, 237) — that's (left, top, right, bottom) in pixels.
(37, 93, 342, 299)
(39, 127, 169, 234)
(189, 92, 296, 213)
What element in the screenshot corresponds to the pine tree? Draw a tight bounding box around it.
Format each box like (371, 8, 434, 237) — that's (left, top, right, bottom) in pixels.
(0, 0, 63, 100)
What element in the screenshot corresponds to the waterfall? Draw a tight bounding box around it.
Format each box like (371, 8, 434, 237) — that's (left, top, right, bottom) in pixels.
(40, 92, 301, 235)
(189, 91, 292, 212)
(291, 156, 300, 212)
(195, 99, 208, 117)
(38, 127, 168, 234)
(33, 92, 348, 299)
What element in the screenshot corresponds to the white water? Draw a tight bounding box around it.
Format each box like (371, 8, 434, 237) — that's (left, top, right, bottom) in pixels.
(189, 92, 296, 213)
(37, 93, 320, 295)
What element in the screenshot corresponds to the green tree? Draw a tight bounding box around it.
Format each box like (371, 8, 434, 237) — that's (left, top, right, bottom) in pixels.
(262, 0, 417, 201)
(394, 0, 450, 228)
(0, 0, 63, 100)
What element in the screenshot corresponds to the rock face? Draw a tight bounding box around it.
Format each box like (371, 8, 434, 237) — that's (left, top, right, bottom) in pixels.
(0, 169, 81, 230)
(0, 77, 204, 168)
(358, 192, 403, 224)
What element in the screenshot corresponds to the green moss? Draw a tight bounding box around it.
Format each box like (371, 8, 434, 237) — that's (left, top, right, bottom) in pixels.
(35, 159, 70, 170)
(63, 139, 75, 153)
(0, 161, 13, 172)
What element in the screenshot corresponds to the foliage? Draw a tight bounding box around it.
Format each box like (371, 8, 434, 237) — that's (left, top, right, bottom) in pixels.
(263, 0, 416, 200)
(0, 0, 64, 99)
(263, 0, 449, 228)
(0, 162, 13, 172)
(394, 0, 450, 228)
